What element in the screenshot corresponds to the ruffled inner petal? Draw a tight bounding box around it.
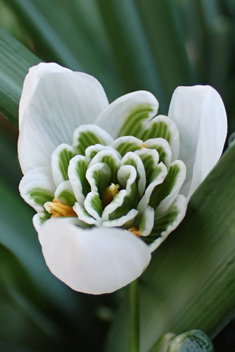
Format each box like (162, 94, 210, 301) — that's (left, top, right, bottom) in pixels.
(19, 167, 55, 213)
(94, 91, 159, 139)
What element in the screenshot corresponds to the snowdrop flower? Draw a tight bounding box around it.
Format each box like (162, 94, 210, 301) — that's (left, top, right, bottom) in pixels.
(18, 63, 227, 294)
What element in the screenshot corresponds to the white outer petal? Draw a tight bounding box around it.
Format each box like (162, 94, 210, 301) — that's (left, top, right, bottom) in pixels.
(168, 85, 227, 200)
(18, 62, 108, 174)
(94, 91, 159, 138)
(38, 219, 151, 294)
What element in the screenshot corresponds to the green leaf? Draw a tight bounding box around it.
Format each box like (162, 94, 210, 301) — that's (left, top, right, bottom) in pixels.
(3, 0, 124, 100)
(134, 0, 196, 106)
(0, 27, 41, 126)
(0, 175, 79, 311)
(105, 142, 235, 351)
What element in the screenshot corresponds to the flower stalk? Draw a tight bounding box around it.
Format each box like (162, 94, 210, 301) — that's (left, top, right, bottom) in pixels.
(129, 280, 140, 352)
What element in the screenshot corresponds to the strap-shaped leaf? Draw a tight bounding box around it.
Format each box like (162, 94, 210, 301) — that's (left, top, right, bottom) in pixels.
(0, 28, 41, 126)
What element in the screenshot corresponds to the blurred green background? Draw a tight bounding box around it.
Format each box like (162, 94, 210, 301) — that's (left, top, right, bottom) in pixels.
(1, 0, 235, 351)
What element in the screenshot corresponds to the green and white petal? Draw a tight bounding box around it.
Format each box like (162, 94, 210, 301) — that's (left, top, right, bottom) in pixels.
(150, 160, 187, 214)
(121, 152, 146, 198)
(84, 192, 103, 223)
(68, 155, 90, 205)
(54, 181, 76, 207)
(85, 144, 115, 165)
(144, 138, 172, 167)
(86, 162, 111, 194)
(94, 91, 159, 139)
(137, 163, 168, 214)
(89, 150, 121, 183)
(168, 85, 227, 199)
(73, 202, 99, 226)
(102, 209, 138, 228)
(33, 212, 50, 231)
(19, 167, 55, 212)
(140, 115, 180, 160)
(18, 63, 108, 174)
(73, 125, 113, 155)
(51, 143, 75, 187)
(104, 166, 138, 221)
(112, 136, 143, 157)
(138, 206, 155, 237)
(117, 165, 138, 197)
(149, 194, 187, 252)
(38, 218, 151, 294)
(102, 190, 127, 222)
(135, 148, 159, 186)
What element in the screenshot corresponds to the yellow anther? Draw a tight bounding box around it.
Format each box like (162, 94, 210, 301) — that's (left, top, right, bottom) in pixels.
(128, 227, 142, 237)
(102, 183, 119, 208)
(44, 199, 77, 218)
(141, 143, 148, 149)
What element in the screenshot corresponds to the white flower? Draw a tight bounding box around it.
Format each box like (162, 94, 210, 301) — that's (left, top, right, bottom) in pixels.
(18, 63, 227, 294)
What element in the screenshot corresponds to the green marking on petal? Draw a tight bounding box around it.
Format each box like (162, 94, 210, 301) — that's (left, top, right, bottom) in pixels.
(75, 158, 90, 196)
(84, 192, 102, 222)
(39, 212, 51, 225)
(116, 142, 141, 156)
(73, 125, 113, 155)
(76, 131, 103, 155)
(59, 149, 75, 180)
(137, 206, 154, 237)
(29, 188, 54, 206)
(152, 207, 179, 238)
(108, 165, 138, 220)
(149, 163, 180, 209)
(56, 190, 76, 207)
(140, 119, 171, 142)
(89, 150, 121, 184)
(118, 104, 153, 138)
(144, 139, 172, 167)
(145, 195, 187, 251)
(86, 163, 111, 198)
(113, 136, 143, 157)
(136, 149, 159, 186)
(91, 193, 103, 217)
(155, 146, 167, 164)
(122, 152, 146, 198)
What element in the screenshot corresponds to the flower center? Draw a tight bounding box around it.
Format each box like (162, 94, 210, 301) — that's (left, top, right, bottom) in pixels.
(44, 199, 77, 218)
(102, 183, 120, 208)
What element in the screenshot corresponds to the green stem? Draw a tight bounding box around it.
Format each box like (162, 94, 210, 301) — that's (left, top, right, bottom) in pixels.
(129, 279, 140, 352)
